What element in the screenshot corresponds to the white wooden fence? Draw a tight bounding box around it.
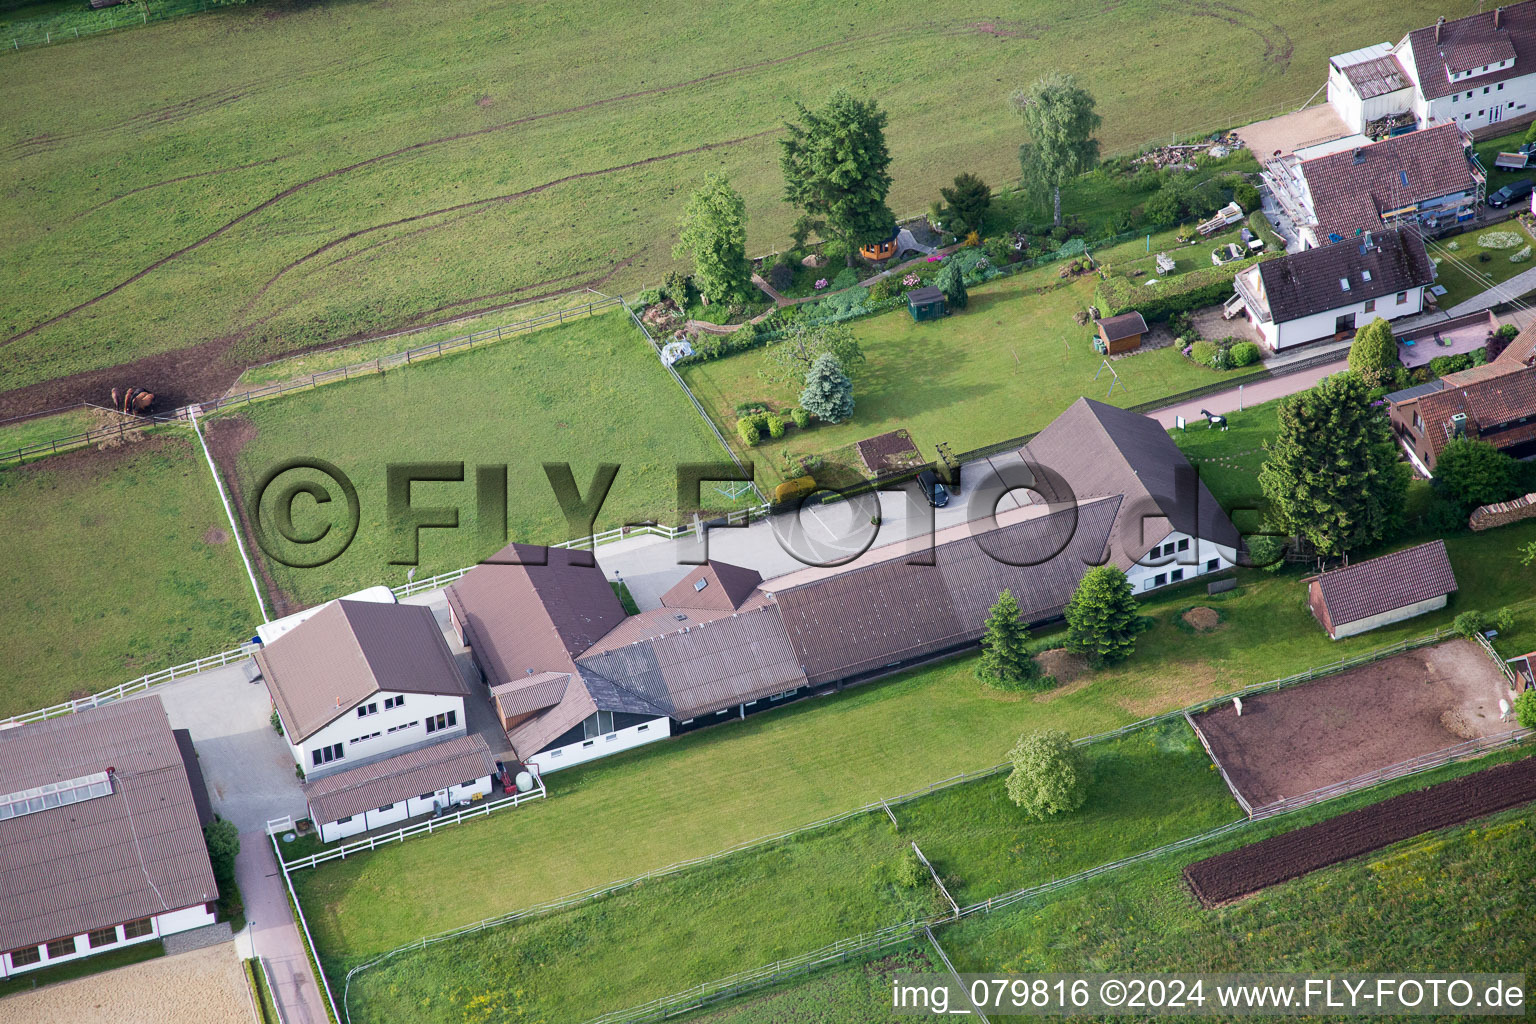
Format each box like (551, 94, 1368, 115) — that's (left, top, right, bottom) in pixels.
(1, 642, 257, 726)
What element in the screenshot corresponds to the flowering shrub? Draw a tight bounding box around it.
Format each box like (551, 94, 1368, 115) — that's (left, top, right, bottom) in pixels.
(1511, 245, 1533, 263)
(926, 254, 944, 263)
(903, 273, 921, 287)
(814, 278, 829, 290)
(1445, 240, 1461, 251)
(976, 258, 990, 270)
(1477, 231, 1523, 250)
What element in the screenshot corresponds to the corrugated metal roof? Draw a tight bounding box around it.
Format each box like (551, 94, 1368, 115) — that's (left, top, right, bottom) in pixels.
(255, 601, 468, 741)
(303, 734, 496, 825)
(0, 698, 218, 952)
(490, 672, 571, 719)
(1314, 540, 1458, 626)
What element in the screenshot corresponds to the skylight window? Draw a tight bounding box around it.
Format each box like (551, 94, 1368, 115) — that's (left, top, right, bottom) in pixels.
(1362, 270, 1373, 282)
(0, 771, 112, 820)
(694, 578, 708, 592)
(1399, 170, 1410, 187)
(1340, 277, 1351, 291)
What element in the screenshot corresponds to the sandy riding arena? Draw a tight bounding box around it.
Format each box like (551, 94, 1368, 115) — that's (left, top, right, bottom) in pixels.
(1191, 638, 1513, 808)
(1, 943, 251, 1024)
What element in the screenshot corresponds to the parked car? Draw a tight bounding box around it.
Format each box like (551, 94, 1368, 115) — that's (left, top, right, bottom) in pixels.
(916, 469, 949, 508)
(1487, 179, 1534, 208)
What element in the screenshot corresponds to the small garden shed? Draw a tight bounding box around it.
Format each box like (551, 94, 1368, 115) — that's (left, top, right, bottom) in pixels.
(908, 286, 947, 322)
(1094, 311, 1148, 354)
(860, 228, 900, 262)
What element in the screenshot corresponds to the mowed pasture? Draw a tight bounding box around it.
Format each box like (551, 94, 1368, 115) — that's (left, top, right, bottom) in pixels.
(0, 0, 1460, 411)
(0, 433, 257, 714)
(334, 723, 1239, 1023)
(209, 311, 741, 612)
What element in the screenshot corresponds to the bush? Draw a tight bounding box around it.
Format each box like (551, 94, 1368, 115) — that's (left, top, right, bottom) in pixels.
(1453, 610, 1488, 638)
(773, 475, 817, 503)
(635, 287, 663, 307)
(1419, 496, 1470, 535)
(270, 709, 284, 735)
(1231, 180, 1260, 212)
(1477, 231, 1523, 249)
(868, 276, 898, 302)
(765, 412, 786, 440)
(790, 407, 812, 429)
(1005, 730, 1090, 819)
(1096, 253, 1273, 322)
(662, 270, 690, 307)
(822, 239, 850, 267)
(1229, 341, 1261, 367)
(1512, 245, 1533, 263)
(1515, 689, 1536, 730)
(1429, 353, 1475, 377)
(894, 848, 928, 888)
(1189, 339, 1219, 366)
(1243, 533, 1289, 571)
(736, 416, 761, 446)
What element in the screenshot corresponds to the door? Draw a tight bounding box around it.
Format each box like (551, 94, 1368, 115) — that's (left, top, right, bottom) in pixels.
(1490, 104, 1504, 125)
(1334, 312, 1356, 336)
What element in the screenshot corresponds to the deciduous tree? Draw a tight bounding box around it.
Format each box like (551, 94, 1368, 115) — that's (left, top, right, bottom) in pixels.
(1063, 565, 1141, 667)
(674, 173, 753, 305)
(1347, 317, 1399, 376)
(1005, 730, 1090, 819)
(781, 91, 896, 265)
(1011, 72, 1101, 226)
(1434, 437, 1518, 510)
(1258, 372, 1408, 559)
(762, 319, 864, 387)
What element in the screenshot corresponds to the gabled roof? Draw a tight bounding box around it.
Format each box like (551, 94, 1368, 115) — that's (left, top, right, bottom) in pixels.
(1406, 4, 1536, 100)
(1300, 124, 1474, 242)
(255, 600, 469, 741)
(1412, 362, 1536, 457)
(1311, 540, 1457, 626)
(1251, 228, 1434, 325)
(303, 734, 497, 826)
(1021, 398, 1242, 562)
(660, 561, 764, 611)
(490, 672, 572, 720)
(1095, 311, 1148, 341)
(0, 698, 218, 952)
(502, 666, 669, 759)
(445, 544, 628, 684)
(763, 496, 1122, 686)
(1497, 322, 1536, 368)
(576, 603, 807, 719)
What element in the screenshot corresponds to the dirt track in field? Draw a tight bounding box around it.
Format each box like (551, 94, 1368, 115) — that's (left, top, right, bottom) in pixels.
(1184, 755, 1536, 907)
(1191, 640, 1512, 808)
(0, 942, 251, 1024)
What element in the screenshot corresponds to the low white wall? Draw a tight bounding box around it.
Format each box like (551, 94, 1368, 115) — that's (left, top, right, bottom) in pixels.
(1332, 594, 1448, 639)
(527, 717, 671, 775)
(0, 903, 214, 979)
(314, 774, 494, 843)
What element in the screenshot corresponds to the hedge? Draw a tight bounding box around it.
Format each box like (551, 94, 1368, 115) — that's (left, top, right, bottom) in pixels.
(1096, 251, 1277, 322)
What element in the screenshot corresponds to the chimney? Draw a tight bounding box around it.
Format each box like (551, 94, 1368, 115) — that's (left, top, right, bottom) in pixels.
(1451, 411, 1468, 437)
(1436, 16, 1445, 43)
(1353, 147, 1366, 164)
(1496, 6, 1504, 30)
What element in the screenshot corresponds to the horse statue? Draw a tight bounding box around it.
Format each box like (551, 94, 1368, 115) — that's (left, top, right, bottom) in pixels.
(1200, 408, 1228, 431)
(111, 386, 155, 415)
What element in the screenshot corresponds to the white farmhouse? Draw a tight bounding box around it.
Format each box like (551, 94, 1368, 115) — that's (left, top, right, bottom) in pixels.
(256, 600, 470, 778)
(1233, 228, 1435, 351)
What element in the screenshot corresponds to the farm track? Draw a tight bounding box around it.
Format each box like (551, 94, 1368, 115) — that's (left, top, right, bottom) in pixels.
(1183, 754, 1536, 907)
(74, 153, 294, 218)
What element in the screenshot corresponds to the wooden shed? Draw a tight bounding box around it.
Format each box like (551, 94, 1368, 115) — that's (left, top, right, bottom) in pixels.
(1303, 540, 1457, 640)
(860, 229, 900, 262)
(907, 286, 947, 322)
(1094, 311, 1148, 354)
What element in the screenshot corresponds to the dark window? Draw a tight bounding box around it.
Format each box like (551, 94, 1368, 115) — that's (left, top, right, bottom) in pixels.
(1396, 291, 1408, 303)
(377, 803, 395, 813)
(1363, 299, 1375, 313)
(123, 918, 153, 939)
(1177, 538, 1190, 552)
(425, 710, 458, 734)
(1171, 568, 1185, 582)
(311, 743, 344, 767)
(46, 937, 77, 958)
(1207, 558, 1220, 571)
(419, 792, 435, 801)
(88, 927, 118, 948)
(460, 779, 476, 789)
(336, 815, 353, 824)
(356, 702, 377, 718)
(1484, 86, 1490, 94)
(384, 696, 405, 710)
(1499, 83, 1505, 90)
(1153, 573, 1168, 587)
(9, 945, 41, 967)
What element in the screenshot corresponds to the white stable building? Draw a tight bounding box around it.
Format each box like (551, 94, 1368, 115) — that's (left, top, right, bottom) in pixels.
(302, 733, 499, 843)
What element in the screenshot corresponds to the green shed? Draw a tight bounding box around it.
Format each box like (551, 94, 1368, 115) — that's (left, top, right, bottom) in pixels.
(907, 285, 947, 322)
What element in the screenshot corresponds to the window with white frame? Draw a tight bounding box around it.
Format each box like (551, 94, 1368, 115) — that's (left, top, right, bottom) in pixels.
(384, 695, 405, 710)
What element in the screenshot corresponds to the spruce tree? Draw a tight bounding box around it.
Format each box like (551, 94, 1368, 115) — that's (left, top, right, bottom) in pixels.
(935, 259, 968, 310)
(1063, 565, 1140, 667)
(780, 90, 896, 263)
(978, 589, 1036, 687)
(799, 353, 854, 424)
(1258, 372, 1408, 559)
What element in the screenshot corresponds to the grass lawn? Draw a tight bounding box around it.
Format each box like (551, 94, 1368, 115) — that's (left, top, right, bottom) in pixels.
(683, 249, 1243, 488)
(0, 406, 103, 459)
(1425, 221, 1536, 311)
(339, 722, 1238, 1023)
(0, 432, 258, 714)
(0, 940, 164, 999)
(0, 0, 1458, 398)
(216, 311, 743, 610)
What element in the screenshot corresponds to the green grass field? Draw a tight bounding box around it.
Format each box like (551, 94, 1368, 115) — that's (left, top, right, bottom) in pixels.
(339, 722, 1238, 1023)
(214, 311, 742, 610)
(0, 0, 1459, 400)
(1424, 221, 1536, 311)
(0, 432, 258, 714)
(684, 237, 1248, 487)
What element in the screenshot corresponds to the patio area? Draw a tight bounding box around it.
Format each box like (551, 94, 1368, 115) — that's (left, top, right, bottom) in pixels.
(1395, 310, 1498, 369)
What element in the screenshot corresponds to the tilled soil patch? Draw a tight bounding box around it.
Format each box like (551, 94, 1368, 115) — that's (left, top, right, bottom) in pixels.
(1184, 755, 1536, 907)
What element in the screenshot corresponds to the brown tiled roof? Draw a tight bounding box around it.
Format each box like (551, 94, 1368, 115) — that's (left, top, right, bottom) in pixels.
(764, 497, 1122, 686)
(854, 429, 923, 476)
(1498, 322, 1536, 367)
(1300, 124, 1475, 241)
(576, 603, 807, 719)
(303, 734, 496, 825)
(1341, 54, 1411, 99)
(490, 672, 571, 720)
(1409, 362, 1536, 457)
(0, 698, 218, 952)
(504, 669, 669, 758)
(660, 561, 764, 611)
(1095, 311, 1147, 342)
(1407, 5, 1533, 100)
(445, 543, 627, 684)
(255, 601, 468, 742)
(1252, 228, 1434, 325)
(1312, 540, 1457, 626)
(1021, 397, 1242, 562)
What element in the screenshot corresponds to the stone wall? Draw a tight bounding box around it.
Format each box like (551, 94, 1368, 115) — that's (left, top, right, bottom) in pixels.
(1469, 492, 1536, 531)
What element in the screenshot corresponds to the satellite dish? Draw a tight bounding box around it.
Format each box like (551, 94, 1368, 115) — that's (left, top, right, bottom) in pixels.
(1233, 696, 1244, 717)
(514, 771, 534, 793)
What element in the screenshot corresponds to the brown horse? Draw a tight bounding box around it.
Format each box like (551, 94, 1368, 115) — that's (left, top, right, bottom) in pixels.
(110, 387, 155, 415)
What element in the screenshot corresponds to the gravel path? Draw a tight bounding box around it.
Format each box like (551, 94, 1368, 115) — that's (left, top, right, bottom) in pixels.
(1, 942, 252, 1024)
